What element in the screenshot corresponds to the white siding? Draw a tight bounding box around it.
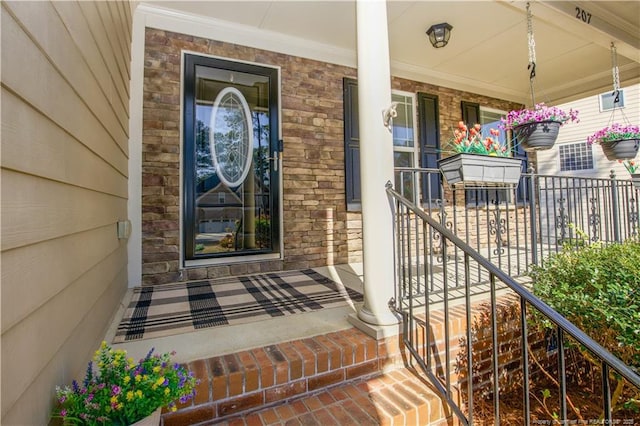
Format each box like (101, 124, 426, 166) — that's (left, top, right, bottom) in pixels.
(0, 1, 132, 424)
(536, 83, 640, 179)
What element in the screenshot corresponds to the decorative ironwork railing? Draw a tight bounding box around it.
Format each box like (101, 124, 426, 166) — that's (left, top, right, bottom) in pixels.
(386, 179, 640, 426)
(394, 168, 640, 287)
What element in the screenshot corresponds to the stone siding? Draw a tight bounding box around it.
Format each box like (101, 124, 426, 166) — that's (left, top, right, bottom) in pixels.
(142, 27, 523, 285)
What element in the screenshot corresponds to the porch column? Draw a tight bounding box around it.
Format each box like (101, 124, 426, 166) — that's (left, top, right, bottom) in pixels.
(349, 0, 400, 335)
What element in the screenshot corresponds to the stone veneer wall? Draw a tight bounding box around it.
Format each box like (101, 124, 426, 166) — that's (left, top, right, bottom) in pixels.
(142, 27, 523, 285)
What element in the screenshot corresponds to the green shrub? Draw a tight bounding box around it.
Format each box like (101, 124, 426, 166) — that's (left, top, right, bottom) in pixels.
(530, 239, 640, 413)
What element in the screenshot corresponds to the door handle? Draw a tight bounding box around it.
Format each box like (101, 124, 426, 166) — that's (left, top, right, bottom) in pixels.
(268, 151, 279, 172)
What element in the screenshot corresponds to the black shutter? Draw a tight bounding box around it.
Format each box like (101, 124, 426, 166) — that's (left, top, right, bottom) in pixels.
(514, 135, 529, 204)
(461, 101, 486, 205)
(461, 101, 480, 127)
(343, 78, 361, 211)
(418, 93, 442, 203)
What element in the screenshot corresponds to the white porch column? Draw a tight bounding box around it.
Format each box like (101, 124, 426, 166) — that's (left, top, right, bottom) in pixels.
(349, 0, 400, 335)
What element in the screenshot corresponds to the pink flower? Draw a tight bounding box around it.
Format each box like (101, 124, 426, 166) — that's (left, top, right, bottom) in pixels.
(501, 103, 579, 130)
(586, 123, 640, 145)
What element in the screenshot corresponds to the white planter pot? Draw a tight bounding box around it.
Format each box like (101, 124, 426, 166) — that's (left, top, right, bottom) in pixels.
(438, 153, 522, 187)
(130, 408, 162, 426)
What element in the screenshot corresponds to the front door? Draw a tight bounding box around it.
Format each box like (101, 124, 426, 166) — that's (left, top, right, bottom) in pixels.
(183, 54, 280, 262)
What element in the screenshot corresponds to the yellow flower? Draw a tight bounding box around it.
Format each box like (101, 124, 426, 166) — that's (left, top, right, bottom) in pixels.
(135, 374, 142, 383)
(101, 341, 108, 349)
(117, 403, 123, 410)
(156, 377, 165, 386)
(171, 406, 177, 412)
(123, 376, 131, 384)
(110, 396, 118, 404)
(136, 390, 143, 398)
(164, 388, 170, 395)
(153, 366, 161, 373)
(126, 391, 134, 401)
(152, 384, 158, 390)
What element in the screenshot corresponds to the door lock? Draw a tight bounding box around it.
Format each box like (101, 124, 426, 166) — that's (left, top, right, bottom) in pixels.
(268, 151, 279, 172)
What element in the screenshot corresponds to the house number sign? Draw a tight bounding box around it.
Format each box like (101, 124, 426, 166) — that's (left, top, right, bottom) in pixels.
(210, 87, 254, 188)
(574, 6, 592, 24)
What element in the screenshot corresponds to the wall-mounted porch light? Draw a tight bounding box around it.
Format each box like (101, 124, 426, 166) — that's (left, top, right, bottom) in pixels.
(426, 23, 453, 48)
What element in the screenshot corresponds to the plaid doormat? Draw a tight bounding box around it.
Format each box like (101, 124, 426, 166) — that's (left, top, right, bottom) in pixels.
(113, 269, 363, 343)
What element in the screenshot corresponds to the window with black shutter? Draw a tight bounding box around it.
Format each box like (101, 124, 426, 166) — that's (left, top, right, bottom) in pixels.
(343, 79, 441, 211)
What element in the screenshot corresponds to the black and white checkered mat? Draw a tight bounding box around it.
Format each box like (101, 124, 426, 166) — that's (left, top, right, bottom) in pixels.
(113, 269, 363, 343)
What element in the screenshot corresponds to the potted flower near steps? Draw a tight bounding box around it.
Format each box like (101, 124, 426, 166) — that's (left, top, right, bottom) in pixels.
(621, 159, 640, 190)
(501, 103, 580, 152)
(588, 123, 640, 161)
(53, 341, 198, 425)
(438, 121, 522, 187)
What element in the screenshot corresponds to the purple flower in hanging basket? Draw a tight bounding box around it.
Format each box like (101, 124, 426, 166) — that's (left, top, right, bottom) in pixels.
(586, 123, 640, 145)
(500, 103, 579, 130)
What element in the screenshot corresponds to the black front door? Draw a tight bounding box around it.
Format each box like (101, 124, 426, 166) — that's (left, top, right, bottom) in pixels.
(183, 54, 280, 261)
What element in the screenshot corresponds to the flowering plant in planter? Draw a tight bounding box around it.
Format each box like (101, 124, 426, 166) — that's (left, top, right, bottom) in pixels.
(53, 341, 198, 425)
(586, 123, 640, 145)
(621, 159, 639, 174)
(500, 102, 580, 130)
(438, 121, 522, 187)
(621, 159, 640, 190)
(446, 121, 511, 157)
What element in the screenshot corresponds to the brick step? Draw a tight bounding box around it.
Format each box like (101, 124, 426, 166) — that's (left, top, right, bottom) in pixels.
(215, 368, 454, 426)
(159, 326, 456, 425)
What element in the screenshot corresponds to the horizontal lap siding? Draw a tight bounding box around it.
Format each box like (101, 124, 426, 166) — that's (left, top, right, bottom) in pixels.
(0, 1, 132, 424)
(535, 84, 639, 178)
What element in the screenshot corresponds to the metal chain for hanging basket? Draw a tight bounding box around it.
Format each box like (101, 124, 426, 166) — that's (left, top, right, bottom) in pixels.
(527, 2, 537, 105)
(606, 42, 631, 127)
(611, 42, 621, 104)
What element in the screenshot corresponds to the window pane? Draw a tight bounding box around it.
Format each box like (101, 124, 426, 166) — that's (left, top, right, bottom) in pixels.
(394, 152, 416, 201)
(392, 94, 414, 148)
(480, 109, 507, 145)
(559, 142, 594, 171)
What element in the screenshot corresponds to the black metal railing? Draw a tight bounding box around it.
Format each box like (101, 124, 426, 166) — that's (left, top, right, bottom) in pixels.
(394, 167, 639, 284)
(387, 182, 640, 426)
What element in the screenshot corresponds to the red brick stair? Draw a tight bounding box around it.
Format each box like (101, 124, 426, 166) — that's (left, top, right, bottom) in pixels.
(160, 327, 456, 425)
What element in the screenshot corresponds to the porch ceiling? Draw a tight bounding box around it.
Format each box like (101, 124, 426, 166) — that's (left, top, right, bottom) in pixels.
(144, 1, 639, 105)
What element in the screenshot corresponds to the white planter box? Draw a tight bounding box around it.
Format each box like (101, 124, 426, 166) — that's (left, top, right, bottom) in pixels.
(438, 153, 522, 187)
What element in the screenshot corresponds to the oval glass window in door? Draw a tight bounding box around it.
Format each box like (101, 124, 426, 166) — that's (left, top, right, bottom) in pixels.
(210, 87, 254, 187)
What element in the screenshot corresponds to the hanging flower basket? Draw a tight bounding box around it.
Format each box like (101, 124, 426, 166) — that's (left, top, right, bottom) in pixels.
(599, 138, 640, 161)
(501, 103, 579, 152)
(438, 153, 522, 187)
(587, 124, 640, 161)
(513, 120, 561, 151)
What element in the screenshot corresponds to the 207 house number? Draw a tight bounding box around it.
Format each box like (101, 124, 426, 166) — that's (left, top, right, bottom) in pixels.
(575, 6, 592, 24)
